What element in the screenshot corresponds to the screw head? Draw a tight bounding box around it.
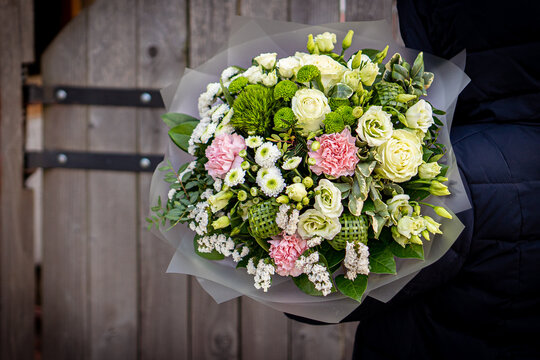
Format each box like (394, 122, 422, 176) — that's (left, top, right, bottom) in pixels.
(57, 153, 68, 164)
(139, 157, 151, 169)
(140, 92, 152, 104)
(56, 89, 67, 101)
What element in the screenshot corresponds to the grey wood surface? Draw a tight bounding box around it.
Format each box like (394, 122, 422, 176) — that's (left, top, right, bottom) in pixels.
(38, 0, 397, 359)
(42, 12, 89, 360)
(0, 1, 35, 359)
(137, 0, 190, 359)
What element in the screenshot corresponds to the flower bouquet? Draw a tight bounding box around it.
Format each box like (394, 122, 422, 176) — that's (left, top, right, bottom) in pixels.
(149, 17, 470, 323)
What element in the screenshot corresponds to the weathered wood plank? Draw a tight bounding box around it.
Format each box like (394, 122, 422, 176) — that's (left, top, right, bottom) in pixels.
(345, 0, 390, 21)
(241, 297, 288, 360)
(18, 0, 34, 63)
(0, 1, 34, 359)
(289, 0, 340, 24)
(189, 0, 237, 68)
(240, 0, 288, 20)
(137, 0, 190, 359)
(41, 12, 89, 360)
(290, 321, 357, 360)
(86, 1, 138, 359)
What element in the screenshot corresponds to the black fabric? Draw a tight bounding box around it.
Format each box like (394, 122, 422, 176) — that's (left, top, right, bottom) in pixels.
(348, 1, 540, 358)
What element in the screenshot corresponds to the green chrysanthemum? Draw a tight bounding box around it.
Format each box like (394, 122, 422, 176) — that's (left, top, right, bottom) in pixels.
(335, 105, 356, 126)
(328, 98, 350, 111)
(323, 112, 345, 133)
(228, 76, 249, 94)
(274, 80, 298, 101)
(296, 65, 321, 82)
(273, 107, 296, 130)
(231, 84, 274, 135)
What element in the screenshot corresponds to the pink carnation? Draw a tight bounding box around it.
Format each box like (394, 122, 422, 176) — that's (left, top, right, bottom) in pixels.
(308, 128, 359, 177)
(205, 133, 246, 179)
(269, 233, 308, 277)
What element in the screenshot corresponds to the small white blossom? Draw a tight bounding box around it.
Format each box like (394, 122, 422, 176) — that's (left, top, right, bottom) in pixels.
(221, 66, 240, 85)
(188, 201, 210, 236)
(167, 189, 177, 200)
(285, 209, 300, 235)
(247, 258, 257, 275)
(282, 156, 302, 170)
(256, 167, 281, 188)
(295, 251, 332, 296)
(255, 142, 281, 168)
(224, 167, 246, 187)
(196, 233, 235, 257)
(307, 236, 323, 248)
(276, 204, 291, 230)
(201, 189, 213, 200)
(344, 241, 370, 280)
(246, 136, 264, 148)
(253, 259, 275, 292)
(213, 178, 223, 192)
(232, 246, 250, 263)
(260, 173, 286, 198)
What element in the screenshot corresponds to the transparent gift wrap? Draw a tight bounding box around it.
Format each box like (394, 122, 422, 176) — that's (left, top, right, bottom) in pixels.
(148, 17, 471, 323)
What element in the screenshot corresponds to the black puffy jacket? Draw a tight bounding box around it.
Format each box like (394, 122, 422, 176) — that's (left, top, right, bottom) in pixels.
(348, 1, 540, 358)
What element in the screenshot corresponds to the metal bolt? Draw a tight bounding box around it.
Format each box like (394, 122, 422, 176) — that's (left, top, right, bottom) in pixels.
(139, 157, 151, 169)
(57, 153, 68, 164)
(140, 92, 152, 104)
(56, 89, 67, 101)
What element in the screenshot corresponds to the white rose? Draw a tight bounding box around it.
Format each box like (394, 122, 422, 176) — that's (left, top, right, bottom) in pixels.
(357, 106, 393, 146)
(314, 32, 336, 52)
(359, 61, 379, 86)
(243, 65, 263, 84)
(254, 52, 277, 70)
(314, 179, 344, 218)
(261, 70, 278, 87)
(397, 216, 426, 238)
(302, 54, 348, 91)
(286, 183, 307, 202)
(291, 88, 331, 136)
(375, 129, 423, 183)
(277, 56, 302, 78)
(341, 69, 361, 91)
(418, 161, 441, 179)
(405, 99, 433, 132)
(297, 209, 341, 240)
(387, 194, 413, 225)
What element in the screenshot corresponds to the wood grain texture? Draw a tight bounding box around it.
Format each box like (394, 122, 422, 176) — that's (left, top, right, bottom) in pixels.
(41, 12, 89, 360)
(290, 321, 357, 360)
(18, 0, 34, 63)
(188, 0, 237, 68)
(289, 0, 340, 24)
(239, 0, 288, 19)
(191, 280, 239, 360)
(0, 1, 34, 359)
(241, 297, 288, 360)
(137, 0, 189, 359)
(86, 1, 138, 359)
(345, 0, 390, 21)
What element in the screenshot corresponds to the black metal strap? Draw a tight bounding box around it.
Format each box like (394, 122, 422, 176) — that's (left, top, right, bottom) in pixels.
(25, 150, 164, 172)
(24, 84, 165, 108)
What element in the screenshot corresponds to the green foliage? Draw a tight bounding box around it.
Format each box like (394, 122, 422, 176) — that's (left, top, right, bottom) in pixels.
(382, 52, 434, 96)
(388, 241, 424, 260)
(168, 120, 199, 152)
(292, 252, 335, 296)
(231, 84, 274, 135)
(228, 76, 248, 94)
(328, 98, 350, 111)
(296, 65, 321, 82)
(318, 242, 345, 273)
(323, 112, 345, 134)
(274, 107, 296, 130)
(368, 239, 397, 274)
(335, 274, 368, 302)
(274, 80, 298, 101)
(328, 83, 354, 100)
(161, 112, 198, 129)
(335, 105, 356, 126)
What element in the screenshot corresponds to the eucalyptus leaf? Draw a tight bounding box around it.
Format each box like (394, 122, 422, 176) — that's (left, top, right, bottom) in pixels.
(329, 83, 354, 99)
(335, 274, 368, 302)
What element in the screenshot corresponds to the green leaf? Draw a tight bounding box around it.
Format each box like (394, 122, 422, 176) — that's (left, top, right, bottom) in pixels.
(423, 148, 434, 162)
(389, 242, 424, 260)
(161, 113, 199, 128)
(368, 240, 396, 274)
(168, 121, 199, 152)
(255, 237, 270, 252)
(220, 79, 234, 107)
(410, 52, 424, 81)
(432, 108, 446, 116)
(319, 242, 345, 273)
(292, 274, 325, 296)
(433, 116, 443, 126)
(335, 274, 368, 302)
(194, 236, 224, 260)
(329, 83, 354, 99)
